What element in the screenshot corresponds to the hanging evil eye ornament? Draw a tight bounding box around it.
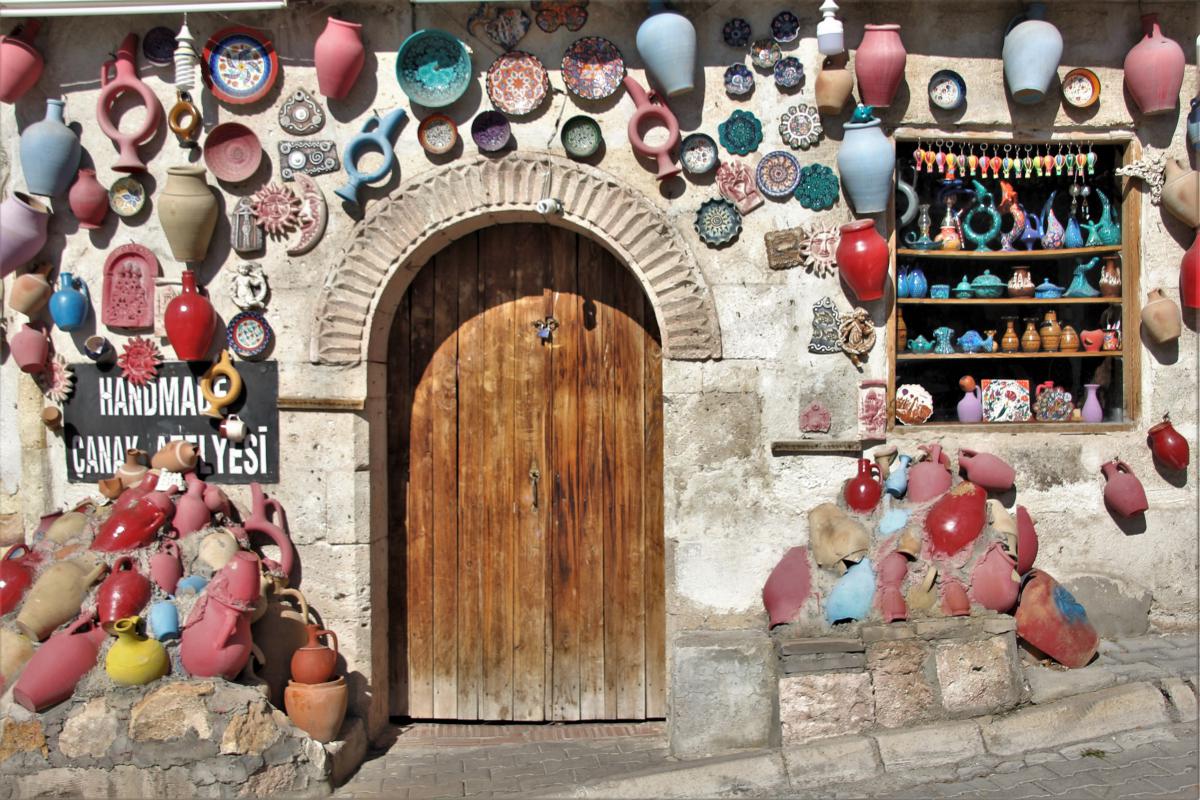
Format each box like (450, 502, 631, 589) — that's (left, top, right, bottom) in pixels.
(1086, 146, 1097, 175)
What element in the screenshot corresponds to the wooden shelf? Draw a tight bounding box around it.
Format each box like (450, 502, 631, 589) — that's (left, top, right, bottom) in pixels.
(898, 350, 1123, 361)
(893, 421, 1134, 434)
(897, 298, 1121, 306)
(896, 245, 1122, 260)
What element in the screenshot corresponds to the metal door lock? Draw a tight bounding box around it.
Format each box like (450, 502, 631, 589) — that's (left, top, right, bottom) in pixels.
(532, 316, 559, 343)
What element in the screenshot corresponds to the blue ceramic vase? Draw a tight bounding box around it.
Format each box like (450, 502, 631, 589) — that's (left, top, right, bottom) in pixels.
(1001, 2, 1062, 104)
(48, 271, 90, 331)
(19, 99, 80, 197)
(825, 558, 875, 624)
(906, 267, 928, 298)
(884, 455, 912, 498)
(836, 106, 895, 214)
(636, 0, 696, 97)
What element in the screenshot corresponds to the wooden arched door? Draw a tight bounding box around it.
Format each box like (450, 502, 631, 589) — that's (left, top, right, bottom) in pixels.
(387, 224, 665, 721)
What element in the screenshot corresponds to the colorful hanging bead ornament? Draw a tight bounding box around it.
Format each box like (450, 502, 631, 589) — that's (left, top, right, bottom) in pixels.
(250, 183, 301, 238)
(794, 164, 839, 211)
(913, 142, 925, 172)
(779, 103, 822, 149)
(36, 351, 75, 404)
(118, 337, 162, 386)
(718, 109, 763, 156)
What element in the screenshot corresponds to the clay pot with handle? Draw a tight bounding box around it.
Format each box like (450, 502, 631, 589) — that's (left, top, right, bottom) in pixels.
(115, 449, 149, 488)
(0, 543, 40, 615)
(96, 33, 162, 172)
(180, 552, 261, 679)
(244, 483, 296, 586)
(151, 440, 199, 473)
(12, 612, 107, 711)
(173, 472, 211, 537)
(843, 458, 883, 513)
(252, 587, 311, 706)
(1141, 289, 1183, 345)
(291, 624, 340, 685)
(907, 443, 952, 503)
(958, 449, 1016, 493)
(90, 485, 175, 552)
(9, 322, 50, 373)
(968, 541, 1020, 613)
(1101, 460, 1149, 517)
(96, 555, 151, 630)
(1162, 159, 1200, 229)
(1147, 413, 1190, 471)
(16, 556, 107, 640)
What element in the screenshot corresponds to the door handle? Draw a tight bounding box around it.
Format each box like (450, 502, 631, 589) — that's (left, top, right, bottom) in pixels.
(529, 463, 541, 509)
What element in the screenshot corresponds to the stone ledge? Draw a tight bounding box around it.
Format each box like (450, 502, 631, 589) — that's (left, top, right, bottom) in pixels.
(778, 636, 864, 657)
(782, 734, 880, 789)
(874, 720, 986, 770)
(534, 749, 788, 798)
(782, 652, 867, 675)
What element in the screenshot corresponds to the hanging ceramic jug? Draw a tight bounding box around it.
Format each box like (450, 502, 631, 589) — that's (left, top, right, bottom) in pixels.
(1141, 289, 1182, 344)
(20, 98, 81, 196)
(959, 449, 1016, 492)
(9, 263, 53, 315)
(48, 271, 90, 332)
(10, 322, 50, 373)
(957, 376, 983, 423)
(15, 557, 107, 641)
(314, 16, 365, 99)
(636, 0, 696, 97)
(1124, 14, 1185, 115)
(96, 33, 163, 172)
(883, 454, 912, 499)
(96, 555, 152, 630)
(0, 21, 44, 103)
(164, 269, 216, 360)
(68, 168, 109, 229)
(1161, 159, 1199, 229)
(1147, 413, 1190, 471)
(762, 547, 812, 627)
(837, 106, 895, 214)
(106, 616, 170, 686)
(12, 612, 107, 711)
(1081, 383, 1103, 423)
(968, 541, 1020, 613)
(815, 54, 853, 115)
(843, 458, 883, 513)
(1015, 571, 1098, 668)
(836, 220, 888, 301)
(854, 24, 906, 107)
(158, 166, 218, 262)
(907, 443, 952, 503)
(1101, 460, 1149, 517)
(824, 558, 875, 624)
(1002, 2, 1062, 104)
(1184, 232, 1200, 311)
(291, 624, 340, 685)
(925, 481, 986, 556)
(150, 539, 184, 595)
(0, 191, 50, 277)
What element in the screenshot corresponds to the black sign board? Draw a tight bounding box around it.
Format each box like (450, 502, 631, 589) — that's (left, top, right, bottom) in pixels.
(62, 361, 279, 484)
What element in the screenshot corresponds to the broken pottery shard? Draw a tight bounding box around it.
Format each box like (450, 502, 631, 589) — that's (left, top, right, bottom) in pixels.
(762, 546, 813, 627)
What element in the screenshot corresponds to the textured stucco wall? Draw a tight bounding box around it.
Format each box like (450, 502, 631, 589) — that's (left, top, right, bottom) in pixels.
(1, 0, 1197, 737)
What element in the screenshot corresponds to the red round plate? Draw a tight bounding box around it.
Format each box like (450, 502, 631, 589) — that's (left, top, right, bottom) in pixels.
(202, 26, 279, 106)
(486, 51, 549, 116)
(203, 122, 262, 183)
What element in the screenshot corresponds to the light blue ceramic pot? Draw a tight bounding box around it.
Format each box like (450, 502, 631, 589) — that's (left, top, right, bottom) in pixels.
(149, 600, 180, 641)
(884, 455, 912, 498)
(1001, 2, 1062, 105)
(836, 116, 894, 214)
(19, 99, 80, 197)
(636, 1, 696, 97)
(48, 271, 89, 331)
(825, 558, 875, 624)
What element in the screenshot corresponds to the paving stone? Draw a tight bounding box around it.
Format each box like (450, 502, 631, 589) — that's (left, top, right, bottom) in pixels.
(1024, 752, 1066, 765)
(1024, 665, 1118, 704)
(1030, 771, 1109, 796)
(875, 720, 985, 770)
(986, 765, 1059, 788)
(783, 735, 880, 788)
(1161, 677, 1199, 721)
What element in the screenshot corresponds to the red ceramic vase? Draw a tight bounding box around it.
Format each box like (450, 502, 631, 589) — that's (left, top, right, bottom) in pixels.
(1015, 571, 1098, 668)
(1123, 13, 1185, 116)
(96, 555, 151, 629)
(1015, 505, 1039, 575)
(854, 24, 906, 107)
(958, 449, 1016, 493)
(925, 481, 986, 556)
(180, 552, 261, 679)
(164, 269, 216, 361)
(1147, 414, 1190, 471)
(836, 220, 889, 301)
(91, 487, 175, 552)
(291, 624, 339, 685)
(150, 539, 184, 596)
(314, 17, 365, 99)
(12, 612, 107, 712)
(0, 21, 43, 104)
(68, 168, 108, 229)
(761, 546, 813, 627)
(0, 544, 39, 615)
(843, 458, 883, 513)
(1182, 231, 1200, 311)
(1101, 460, 1149, 518)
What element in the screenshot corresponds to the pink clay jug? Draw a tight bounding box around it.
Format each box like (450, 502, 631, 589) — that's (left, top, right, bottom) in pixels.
(761, 546, 813, 627)
(96, 33, 162, 172)
(173, 472, 211, 537)
(939, 576, 970, 616)
(12, 612, 107, 712)
(843, 458, 883, 513)
(958, 449, 1016, 493)
(180, 551, 261, 679)
(907, 443, 952, 503)
(969, 541, 1020, 613)
(9, 322, 49, 373)
(1101, 460, 1149, 517)
(244, 483, 296, 586)
(69, 168, 109, 229)
(150, 539, 183, 596)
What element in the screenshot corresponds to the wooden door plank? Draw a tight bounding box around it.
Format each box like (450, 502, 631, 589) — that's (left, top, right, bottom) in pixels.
(511, 226, 551, 721)
(405, 266, 436, 719)
(549, 226, 583, 721)
(478, 226, 517, 720)
(576, 236, 610, 720)
(390, 287, 413, 717)
(642, 294, 667, 719)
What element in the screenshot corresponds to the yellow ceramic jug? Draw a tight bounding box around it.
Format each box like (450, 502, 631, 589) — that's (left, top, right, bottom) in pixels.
(105, 616, 170, 686)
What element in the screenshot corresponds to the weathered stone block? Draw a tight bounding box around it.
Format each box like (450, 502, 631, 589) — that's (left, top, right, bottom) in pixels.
(778, 636, 864, 656)
(914, 617, 983, 640)
(0, 718, 47, 763)
(779, 673, 874, 745)
(669, 630, 777, 759)
(867, 640, 937, 729)
(1161, 677, 1198, 722)
(1024, 663, 1117, 704)
(128, 682, 214, 742)
(783, 734, 881, 788)
(58, 697, 117, 760)
(874, 720, 985, 769)
(326, 717, 367, 786)
(935, 636, 1023, 716)
(220, 700, 282, 756)
(861, 623, 918, 643)
(782, 652, 866, 674)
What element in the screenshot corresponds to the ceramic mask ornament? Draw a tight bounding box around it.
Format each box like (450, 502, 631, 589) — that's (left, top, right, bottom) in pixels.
(798, 222, 840, 278)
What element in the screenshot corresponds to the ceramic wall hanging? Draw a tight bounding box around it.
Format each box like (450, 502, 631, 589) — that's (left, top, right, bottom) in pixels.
(314, 17, 364, 99)
(679, 133, 718, 175)
(809, 297, 841, 354)
(532, 1, 588, 33)
(800, 402, 832, 433)
(749, 38, 780, 70)
(1141, 288, 1182, 344)
(231, 197, 265, 254)
(229, 261, 269, 310)
(837, 106, 894, 214)
(855, 24, 905, 107)
(200, 350, 244, 416)
(623, 76, 680, 180)
(96, 34, 162, 172)
(561, 115, 602, 159)
(203, 26, 279, 105)
(396, 29, 471, 108)
(763, 227, 804, 270)
(251, 183, 300, 237)
(723, 18, 751, 48)
(417, 113, 459, 155)
(1124, 14, 1184, 116)
(335, 108, 406, 206)
(108, 176, 145, 217)
(838, 307, 876, 367)
(471, 111, 511, 153)
(287, 175, 328, 257)
(142, 26, 176, 65)
(468, 5, 530, 51)
(278, 89, 325, 135)
(227, 311, 273, 360)
(1101, 460, 1148, 517)
(117, 337, 161, 386)
(1061, 68, 1100, 109)
(894, 384, 933, 424)
(158, 165, 218, 262)
(771, 10, 800, 43)
(779, 104, 822, 150)
(203, 122, 262, 183)
(102, 244, 157, 329)
(487, 51, 550, 115)
(9, 263, 52, 315)
(723, 64, 754, 96)
(0, 21, 43, 103)
(716, 160, 763, 214)
(36, 353, 74, 404)
(799, 222, 840, 277)
(69, 168, 108, 229)
(0, 191, 50, 277)
(858, 379, 887, 439)
(694, 198, 741, 247)
(773, 57, 803, 90)
(718, 109, 762, 156)
(927, 70, 966, 111)
(1002, 2, 1062, 104)
(755, 151, 801, 199)
(20, 98, 81, 196)
(636, 1, 695, 96)
(277, 140, 339, 182)
(173, 19, 198, 92)
(562, 36, 624, 100)
(982, 379, 1032, 422)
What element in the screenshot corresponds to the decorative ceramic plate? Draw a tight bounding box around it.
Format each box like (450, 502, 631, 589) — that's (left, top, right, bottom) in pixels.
(561, 115, 602, 158)
(718, 109, 763, 156)
(142, 26, 176, 65)
(928, 69, 966, 111)
(417, 113, 459, 155)
(227, 310, 273, 360)
(755, 150, 801, 198)
(1034, 385, 1073, 421)
(773, 56, 803, 89)
(749, 38, 781, 70)
(203, 122, 262, 182)
(467, 5, 530, 51)
(982, 379, 1032, 422)
(794, 164, 839, 210)
(694, 198, 742, 247)
(471, 110, 511, 152)
(779, 103, 822, 149)
(894, 384, 934, 425)
(396, 29, 472, 108)
(108, 176, 146, 217)
(724, 64, 754, 96)
(680, 133, 718, 175)
(487, 50, 550, 116)
(771, 11, 800, 43)
(203, 26, 279, 105)
(561, 36, 624, 100)
(723, 18, 751, 47)
(278, 140, 339, 181)
(532, 1, 588, 33)
(1061, 68, 1100, 109)
(278, 89, 325, 135)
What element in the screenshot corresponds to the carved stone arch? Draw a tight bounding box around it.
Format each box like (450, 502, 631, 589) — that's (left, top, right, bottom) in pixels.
(309, 152, 721, 364)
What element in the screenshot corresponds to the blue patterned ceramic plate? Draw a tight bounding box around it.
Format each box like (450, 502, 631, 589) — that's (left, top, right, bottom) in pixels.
(227, 310, 273, 360)
(718, 109, 763, 156)
(723, 18, 751, 47)
(561, 36, 624, 100)
(561, 115, 602, 158)
(680, 133, 718, 175)
(694, 198, 742, 247)
(396, 29, 472, 108)
(771, 11, 800, 43)
(203, 27, 279, 105)
(755, 150, 801, 198)
(773, 56, 803, 89)
(724, 64, 754, 96)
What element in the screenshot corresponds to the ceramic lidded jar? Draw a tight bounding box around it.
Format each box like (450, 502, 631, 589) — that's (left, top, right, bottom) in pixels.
(19, 99, 81, 196)
(1141, 289, 1182, 344)
(854, 24, 906, 107)
(158, 165, 218, 262)
(635, 1, 696, 97)
(69, 168, 108, 229)
(836, 108, 895, 214)
(1123, 13, 1185, 116)
(0, 191, 51, 277)
(1001, 2, 1062, 104)
(0, 21, 44, 103)
(836, 220, 889, 301)
(314, 17, 365, 99)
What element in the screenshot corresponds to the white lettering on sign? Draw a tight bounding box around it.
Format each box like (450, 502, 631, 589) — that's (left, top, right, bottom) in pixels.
(97, 374, 230, 418)
(68, 432, 271, 477)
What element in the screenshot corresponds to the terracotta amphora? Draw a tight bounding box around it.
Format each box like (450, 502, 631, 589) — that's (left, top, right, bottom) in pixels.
(1101, 460, 1149, 517)
(1147, 413, 1190, 471)
(44, 509, 89, 544)
(12, 612, 107, 711)
(843, 458, 883, 513)
(252, 587, 311, 706)
(1015, 571, 1098, 668)
(150, 539, 183, 596)
(0, 21, 44, 103)
(1141, 290, 1182, 345)
(0, 627, 35, 692)
(90, 485, 175, 551)
(96, 555, 151, 630)
(285, 675, 348, 743)
(1015, 505, 1039, 574)
(958, 449, 1016, 493)
(16, 556, 106, 640)
(968, 541, 1020, 613)
(291, 624, 340, 685)
(151, 439, 199, 473)
(925, 481, 986, 556)
(9, 262, 52, 315)
(9, 322, 49, 373)
(762, 546, 813, 628)
(907, 443, 952, 503)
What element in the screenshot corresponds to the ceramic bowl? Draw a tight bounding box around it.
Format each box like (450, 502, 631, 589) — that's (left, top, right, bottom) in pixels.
(722, 18, 751, 47)
(471, 110, 511, 153)
(930, 284, 951, 299)
(724, 64, 754, 96)
(417, 113, 459, 155)
(108, 177, 146, 217)
(749, 38, 781, 70)
(680, 133, 718, 175)
(927, 69, 966, 111)
(203, 122, 262, 183)
(561, 115, 602, 159)
(771, 11, 800, 43)
(773, 56, 803, 90)
(396, 29, 472, 108)
(1061, 68, 1100, 109)
(694, 198, 742, 247)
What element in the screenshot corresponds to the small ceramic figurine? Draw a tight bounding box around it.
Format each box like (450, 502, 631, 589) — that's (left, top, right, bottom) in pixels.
(229, 262, 269, 310)
(1065, 257, 1101, 297)
(998, 181, 1027, 251)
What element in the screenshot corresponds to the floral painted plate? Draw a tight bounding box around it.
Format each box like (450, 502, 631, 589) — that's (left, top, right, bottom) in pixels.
(981, 379, 1032, 423)
(561, 115, 602, 158)
(779, 103, 822, 149)
(396, 29, 472, 108)
(794, 164, 840, 210)
(227, 310, 273, 360)
(895, 384, 934, 425)
(749, 38, 781, 70)
(417, 113, 459, 155)
(487, 50, 550, 115)
(771, 11, 800, 43)
(723, 18, 751, 47)
(718, 109, 762, 156)
(755, 150, 801, 199)
(724, 64, 754, 96)
(471, 110, 511, 152)
(694, 198, 742, 247)
(680, 133, 718, 175)
(773, 56, 803, 89)
(561, 36, 625, 100)
(108, 176, 146, 217)
(202, 26, 279, 105)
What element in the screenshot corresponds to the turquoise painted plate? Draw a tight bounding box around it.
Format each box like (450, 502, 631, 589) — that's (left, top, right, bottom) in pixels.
(396, 29, 472, 108)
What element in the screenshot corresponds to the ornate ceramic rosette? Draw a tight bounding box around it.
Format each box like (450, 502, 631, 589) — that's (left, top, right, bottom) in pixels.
(773, 57, 803, 89)
(755, 151, 801, 199)
(749, 38, 780, 70)
(722, 18, 751, 47)
(718, 109, 763, 156)
(278, 89, 325, 135)
(723, 64, 754, 96)
(202, 26, 279, 105)
(487, 51, 550, 115)
(694, 198, 742, 247)
(779, 104, 822, 149)
(771, 11, 800, 43)
(227, 310, 273, 360)
(794, 164, 840, 211)
(561, 36, 625, 100)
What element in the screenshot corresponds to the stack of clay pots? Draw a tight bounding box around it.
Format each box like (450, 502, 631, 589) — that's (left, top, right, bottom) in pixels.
(284, 620, 346, 743)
